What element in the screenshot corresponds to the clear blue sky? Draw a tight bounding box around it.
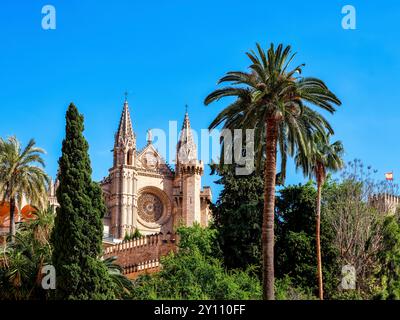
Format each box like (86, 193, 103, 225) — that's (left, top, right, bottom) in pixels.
(0, 0, 399, 198)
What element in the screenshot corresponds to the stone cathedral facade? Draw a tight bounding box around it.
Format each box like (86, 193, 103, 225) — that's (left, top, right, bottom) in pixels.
(100, 99, 212, 241)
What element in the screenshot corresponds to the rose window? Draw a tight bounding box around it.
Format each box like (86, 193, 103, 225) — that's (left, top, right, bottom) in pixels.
(137, 193, 163, 223)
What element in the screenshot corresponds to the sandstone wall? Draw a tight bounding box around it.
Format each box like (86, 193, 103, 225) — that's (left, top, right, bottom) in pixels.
(103, 232, 178, 278)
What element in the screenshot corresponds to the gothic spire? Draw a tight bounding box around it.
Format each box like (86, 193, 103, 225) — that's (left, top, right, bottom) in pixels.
(115, 99, 135, 148)
(177, 108, 197, 163)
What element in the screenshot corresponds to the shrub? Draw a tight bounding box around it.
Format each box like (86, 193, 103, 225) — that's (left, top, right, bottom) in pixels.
(131, 225, 262, 300)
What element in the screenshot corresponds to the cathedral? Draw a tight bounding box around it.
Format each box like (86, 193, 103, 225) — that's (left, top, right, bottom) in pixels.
(1, 99, 212, 248)
(100, 99, 212, 242)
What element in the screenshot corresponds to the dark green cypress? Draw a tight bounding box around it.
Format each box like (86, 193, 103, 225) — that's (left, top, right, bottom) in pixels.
(51, 103, 115, 300)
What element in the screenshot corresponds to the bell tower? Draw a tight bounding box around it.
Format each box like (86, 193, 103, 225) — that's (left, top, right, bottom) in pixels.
(109, 98, 137, 239)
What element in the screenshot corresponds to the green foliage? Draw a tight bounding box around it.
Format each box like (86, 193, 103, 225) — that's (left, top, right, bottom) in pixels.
(294, 132, 344, 182)
(275, 276, 317, 300)
(0, 136, 50, 237)
(124, 228, 142, 241)
(131, 224, 262, 300)
(177, 223, 217, 255)
(1, 204, 133, 300)
(103, 256, 134, 300)
(275, 181, 340, 297)
(375, 215, 400, 299)
(51, 103, 115, 300)
(0, 207, 54, 300)
(212, 168, 341, 298)
(210, 165, 263, 270)
(211, 164, 400, 300)
(330, 290, 366, 300)
(322, 161, 389, 297)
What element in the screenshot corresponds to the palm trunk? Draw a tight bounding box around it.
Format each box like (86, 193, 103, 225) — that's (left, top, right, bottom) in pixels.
(262, 118, 278, 300)
(9, 197, 16, 241)
(316, 172, 324, 300)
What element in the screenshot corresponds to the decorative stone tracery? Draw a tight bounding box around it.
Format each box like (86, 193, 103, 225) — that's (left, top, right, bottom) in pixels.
(134, 186, 172, 230)
(138, 192, 163, 223)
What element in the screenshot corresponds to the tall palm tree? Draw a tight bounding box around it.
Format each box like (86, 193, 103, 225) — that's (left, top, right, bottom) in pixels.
(205, 43, 341, 299)
(295, 132, 344, 299)
(0, 136, 49, 240)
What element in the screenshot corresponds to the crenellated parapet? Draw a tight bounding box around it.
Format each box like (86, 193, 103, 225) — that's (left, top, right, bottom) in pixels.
(103, 232, 178, 278)
(200, 186, 212, 200)
(369, 193, 400, 215)
(179, 160, 204, 175)
(123, 260, 161, 278)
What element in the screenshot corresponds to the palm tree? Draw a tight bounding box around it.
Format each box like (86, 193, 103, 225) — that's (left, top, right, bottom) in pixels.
(295, 132, 344, 300)
(0, 136, 49, 241)
(205, 43, 341, 299)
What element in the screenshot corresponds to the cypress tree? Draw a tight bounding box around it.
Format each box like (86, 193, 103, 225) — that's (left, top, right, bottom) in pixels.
(51, 103, 115, 299)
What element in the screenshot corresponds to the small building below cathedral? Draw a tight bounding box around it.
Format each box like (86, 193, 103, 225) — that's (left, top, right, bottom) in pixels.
(100, 99, 212, 242)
